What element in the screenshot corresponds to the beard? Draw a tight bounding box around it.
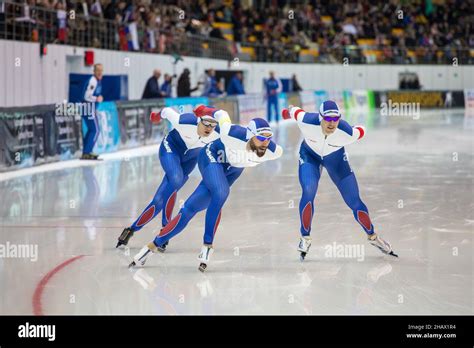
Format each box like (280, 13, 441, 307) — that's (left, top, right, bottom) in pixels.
(249, 141, 267, 157)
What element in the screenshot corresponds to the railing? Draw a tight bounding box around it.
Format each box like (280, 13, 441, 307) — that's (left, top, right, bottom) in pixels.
(0, 1, 472, 65)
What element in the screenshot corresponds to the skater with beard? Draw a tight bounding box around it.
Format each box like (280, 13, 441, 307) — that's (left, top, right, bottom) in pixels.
(129, 106, 283, 271)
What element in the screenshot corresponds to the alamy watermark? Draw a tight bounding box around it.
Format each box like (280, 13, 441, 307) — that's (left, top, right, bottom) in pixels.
(207, 147, 266, 164)
(324, 242, 365, 261)
(380, 100, 420, 120)
(18, 322, 55, 341)
(0, 242, 38, 262)
(55, 101, 96, 117)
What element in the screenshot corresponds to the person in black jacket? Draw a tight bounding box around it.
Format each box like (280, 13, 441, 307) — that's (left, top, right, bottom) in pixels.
(177, 68, 200, 97)
(292, 74, 303, 92)
(142, 69, 161, 99)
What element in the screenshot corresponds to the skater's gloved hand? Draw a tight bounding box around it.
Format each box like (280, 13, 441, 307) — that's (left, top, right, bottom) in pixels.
(354, 125, 366, 140)
(282, 108, 291, 120)
(150, 111, 162, 124)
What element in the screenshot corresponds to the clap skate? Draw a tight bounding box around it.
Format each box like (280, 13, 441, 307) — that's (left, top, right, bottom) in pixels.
(297, 236, 312, 261)
(197, 244, 213, 272)
(128, 242, 157, 268)
(116, 227, 135, 248)
(156, 240, 169, 253)
(368, 233, 398, 257)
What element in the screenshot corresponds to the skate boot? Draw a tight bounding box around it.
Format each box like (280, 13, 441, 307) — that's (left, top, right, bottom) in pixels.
(298, 236, 312, 261)
(368, 233, 398, 257)
(116, 227, 135, 248)
(197, 244, 213, 272)
(156, 240, 169, 253)
(80, 153, 101, 160)
(128, 242, 157, 268)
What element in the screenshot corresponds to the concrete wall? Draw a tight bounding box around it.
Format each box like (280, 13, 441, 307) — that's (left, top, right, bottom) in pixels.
(1, 40, 473, 107)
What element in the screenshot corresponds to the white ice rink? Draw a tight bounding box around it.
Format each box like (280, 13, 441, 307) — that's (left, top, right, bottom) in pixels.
(0, 109, 472, 315)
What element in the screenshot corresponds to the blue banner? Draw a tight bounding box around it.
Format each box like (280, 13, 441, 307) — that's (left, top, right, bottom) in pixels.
(278, 92, 289, 111)
(82, 102, 120, 154)
(314, 90, 329, 110)
(164, 97, 209, 114)
(69, 74, 129, 103)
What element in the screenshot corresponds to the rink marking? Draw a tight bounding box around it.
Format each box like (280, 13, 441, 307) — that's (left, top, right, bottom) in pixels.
(32, 255, 85, 316)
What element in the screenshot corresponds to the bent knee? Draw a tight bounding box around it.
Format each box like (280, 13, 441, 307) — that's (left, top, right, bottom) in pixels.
(212, 189, 229, 205)
(300, 182, 317, 197)
(167, 174, 185, 189)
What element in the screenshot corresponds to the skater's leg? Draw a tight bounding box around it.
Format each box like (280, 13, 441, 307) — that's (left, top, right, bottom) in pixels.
(201, 165, 243, 245)
(298, 159, 321, 237)
(325, 149, 374, 235)
(130, 146, 187, 231)
(325, 150, 397, 256)
(152, 181, 211, 247)
(130, 178, 169, 232)
(335, 173, 374, 235)
(161, 158, 197, 227)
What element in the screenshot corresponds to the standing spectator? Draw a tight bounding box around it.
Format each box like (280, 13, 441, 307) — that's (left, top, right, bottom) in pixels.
(226, 72, 245, 95)
(177, 68, 200, 97)
(81, 63, 104, 161)
(142, 69, 161, 99)
(265, 71, 282, 124)
(202, 69, 219, 97)
(0, 1, 4, 39)
(56, 1, 67, 43)
(160, 74, 173, 98)
(292, 74, 302, 92)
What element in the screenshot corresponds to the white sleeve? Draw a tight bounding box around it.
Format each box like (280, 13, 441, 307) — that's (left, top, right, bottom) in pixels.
(213, 109, 232, 136)
(266, 144, 283, 160)
(83, 77, 97, 102)
(160, 107, 181, 128)
(339, 125, 366, 146)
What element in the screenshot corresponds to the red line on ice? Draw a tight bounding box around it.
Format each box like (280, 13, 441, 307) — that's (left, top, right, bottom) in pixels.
(32, 255, 85, 315)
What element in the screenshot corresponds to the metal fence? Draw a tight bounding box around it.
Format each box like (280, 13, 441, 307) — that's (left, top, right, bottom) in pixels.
(0, 1, 471, 65)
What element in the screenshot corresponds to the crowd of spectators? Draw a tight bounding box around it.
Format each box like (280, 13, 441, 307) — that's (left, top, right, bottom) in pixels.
(142, 67, 247, 100)
(1, 0, 472, 64)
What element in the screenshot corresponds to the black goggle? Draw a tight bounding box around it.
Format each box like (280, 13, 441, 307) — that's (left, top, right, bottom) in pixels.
(201, 120, 217, 128)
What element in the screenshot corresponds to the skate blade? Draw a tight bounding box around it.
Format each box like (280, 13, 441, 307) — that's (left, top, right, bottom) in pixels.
(300, 252, 306, 261)
(156, 246, 166, 253)
(198, 263, 207, 272)
(128, 261, 136, 268)
(372, 243, 398, 258)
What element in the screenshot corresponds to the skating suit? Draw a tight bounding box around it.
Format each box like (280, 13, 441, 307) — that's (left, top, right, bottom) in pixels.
(287, 106, 374, 237)
(130, 108, 221, 232)
(152, 111, 283, 246)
